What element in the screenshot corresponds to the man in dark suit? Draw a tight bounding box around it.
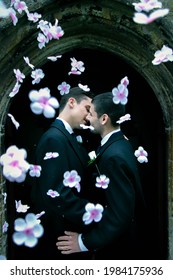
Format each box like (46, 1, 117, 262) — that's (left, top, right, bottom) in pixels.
(31, 87, 94, 259)
(56, 92, 147, 259)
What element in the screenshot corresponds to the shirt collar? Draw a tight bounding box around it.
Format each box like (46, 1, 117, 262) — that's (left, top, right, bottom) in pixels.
(101, 128, 120, 146)
(56, 117, 73, 134)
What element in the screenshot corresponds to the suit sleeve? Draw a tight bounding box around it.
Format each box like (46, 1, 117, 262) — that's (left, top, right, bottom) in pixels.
(82, 154, 136, 250)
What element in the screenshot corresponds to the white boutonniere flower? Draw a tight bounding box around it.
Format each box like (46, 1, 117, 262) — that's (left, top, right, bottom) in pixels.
(88, 150, 97, 165)
(88, 150, 101, 176)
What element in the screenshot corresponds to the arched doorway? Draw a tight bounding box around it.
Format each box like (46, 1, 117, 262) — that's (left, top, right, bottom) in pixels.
(5, 48, 167, 259)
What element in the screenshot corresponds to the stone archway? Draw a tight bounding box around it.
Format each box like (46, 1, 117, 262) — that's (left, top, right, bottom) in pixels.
(0, 0, 173, 259)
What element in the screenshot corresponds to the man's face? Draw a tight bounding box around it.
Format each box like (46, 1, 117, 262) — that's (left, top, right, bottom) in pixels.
(72, 97, 92, 128)
(87, 103, 103, 134)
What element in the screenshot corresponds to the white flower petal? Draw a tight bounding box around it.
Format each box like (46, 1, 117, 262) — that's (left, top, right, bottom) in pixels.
(43, 105, 56, 118)
(32, 224, 44, 238)
(25, 213, 37, 227)
(24, 235, 38, 248)
(30, 102, 43, 115)
(14, 218, 26, 231)
(12, 232, 26, 245)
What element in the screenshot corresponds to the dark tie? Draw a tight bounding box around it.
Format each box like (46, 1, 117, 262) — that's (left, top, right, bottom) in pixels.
(71, 132, 78, 143)
(96, 145, 102, 154)
(71, 132, 76, 138)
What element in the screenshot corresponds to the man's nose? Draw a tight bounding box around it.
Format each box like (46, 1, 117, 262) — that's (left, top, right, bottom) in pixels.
(86, 114, 90, 121)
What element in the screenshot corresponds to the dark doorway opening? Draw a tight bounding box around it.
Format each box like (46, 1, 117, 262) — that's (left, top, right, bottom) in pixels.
(5, 48, 167, 259)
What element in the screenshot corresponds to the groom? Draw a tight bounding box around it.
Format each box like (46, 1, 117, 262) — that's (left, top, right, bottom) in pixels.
(56, 92, 147, 260)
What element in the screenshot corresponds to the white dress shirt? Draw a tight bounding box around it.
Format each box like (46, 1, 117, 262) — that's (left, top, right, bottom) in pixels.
(56, 117, 73, 134)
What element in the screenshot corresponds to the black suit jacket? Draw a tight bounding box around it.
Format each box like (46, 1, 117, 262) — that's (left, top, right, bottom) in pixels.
(31, 119, 92, 259)
(82, 131, 146, 259)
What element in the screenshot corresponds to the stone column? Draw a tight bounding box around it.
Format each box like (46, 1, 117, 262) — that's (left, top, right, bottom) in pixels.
(168, 127, 173, 259)
(0, 124, 7, 258)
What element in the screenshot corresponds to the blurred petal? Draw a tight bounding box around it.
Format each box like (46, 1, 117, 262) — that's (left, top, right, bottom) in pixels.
(43, 105, 56, 118)
(30, 102, 43, 115)
(12, 232, 26, 245)
(25, 213, 37, 227)
(24, 235, 38, 248)
(33, 224, 44, 238)
(14, 218, 26, 231)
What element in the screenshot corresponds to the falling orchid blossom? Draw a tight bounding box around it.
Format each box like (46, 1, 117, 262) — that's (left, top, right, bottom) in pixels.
(47, 189, 60, 198)
(2, 221, 9, 233)
(12, 213, 44, 248)
(152, 45, 173, 65)
(37, 32, 49, 49)
(112, 84, 128, 105)
(0, 145, 30, 183)
(63, 170, 81, 192)
(29, 87, 59, 118)
(9, 82, 21, 98)
(23, 56, 35, 69)
(36, 18, 64, 49)
(68, 57, 85, 75)
(57, 81, 71, 95)
(26, 11, 42, 23)
(0, 0, 23, 25)
(43, 152, 59, 160)
(0, 0, 10, 18)
(8, 113, 20, 129)
(132, 0, 162, 13)
(116, 113, 131, 124)
(70, 57, 85, 72)
(134, 146, 148, 163)
(13, 0, 28, 15)
(29, 164, 42, 177)
(47, 55, 62, 61)
(95, 174, 110, 189)
(68, 69, 81, 75)
(31, 68, 45, 84)
(15, 200, 30, 213)
(37, 19, 49, 31)
(9, 7, 18, 25)
(82, 203, 104, 225)
(47, 19, 64, 40)
(80, 124, 94, 131)
(78, 83, 90, 92)
(133, 8, 169, 24)
(1, 0, 41, 26)
(13, 69, 25, 83)
(112, 76, 129, 105)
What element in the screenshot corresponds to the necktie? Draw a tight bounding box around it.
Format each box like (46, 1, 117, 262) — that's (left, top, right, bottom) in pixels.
(96, 145, 102, 154)
(71, 132, 76, 140)
(71, 133, 79, 144)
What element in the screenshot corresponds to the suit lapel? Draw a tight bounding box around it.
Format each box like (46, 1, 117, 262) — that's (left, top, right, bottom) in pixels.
(51, 119, 89, 166)
(98, 131, 125, 156)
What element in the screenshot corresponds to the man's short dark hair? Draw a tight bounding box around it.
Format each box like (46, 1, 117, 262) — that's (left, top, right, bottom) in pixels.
(92, 92, 126, 127)
(59, 87, 92, 112)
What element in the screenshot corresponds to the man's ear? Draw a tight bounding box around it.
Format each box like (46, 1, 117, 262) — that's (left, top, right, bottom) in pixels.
(68, 97, 76, 108)
(101, 114, 109, 125)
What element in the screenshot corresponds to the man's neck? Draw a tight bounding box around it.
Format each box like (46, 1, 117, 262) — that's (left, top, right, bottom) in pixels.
(101, 126, 120, 138)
